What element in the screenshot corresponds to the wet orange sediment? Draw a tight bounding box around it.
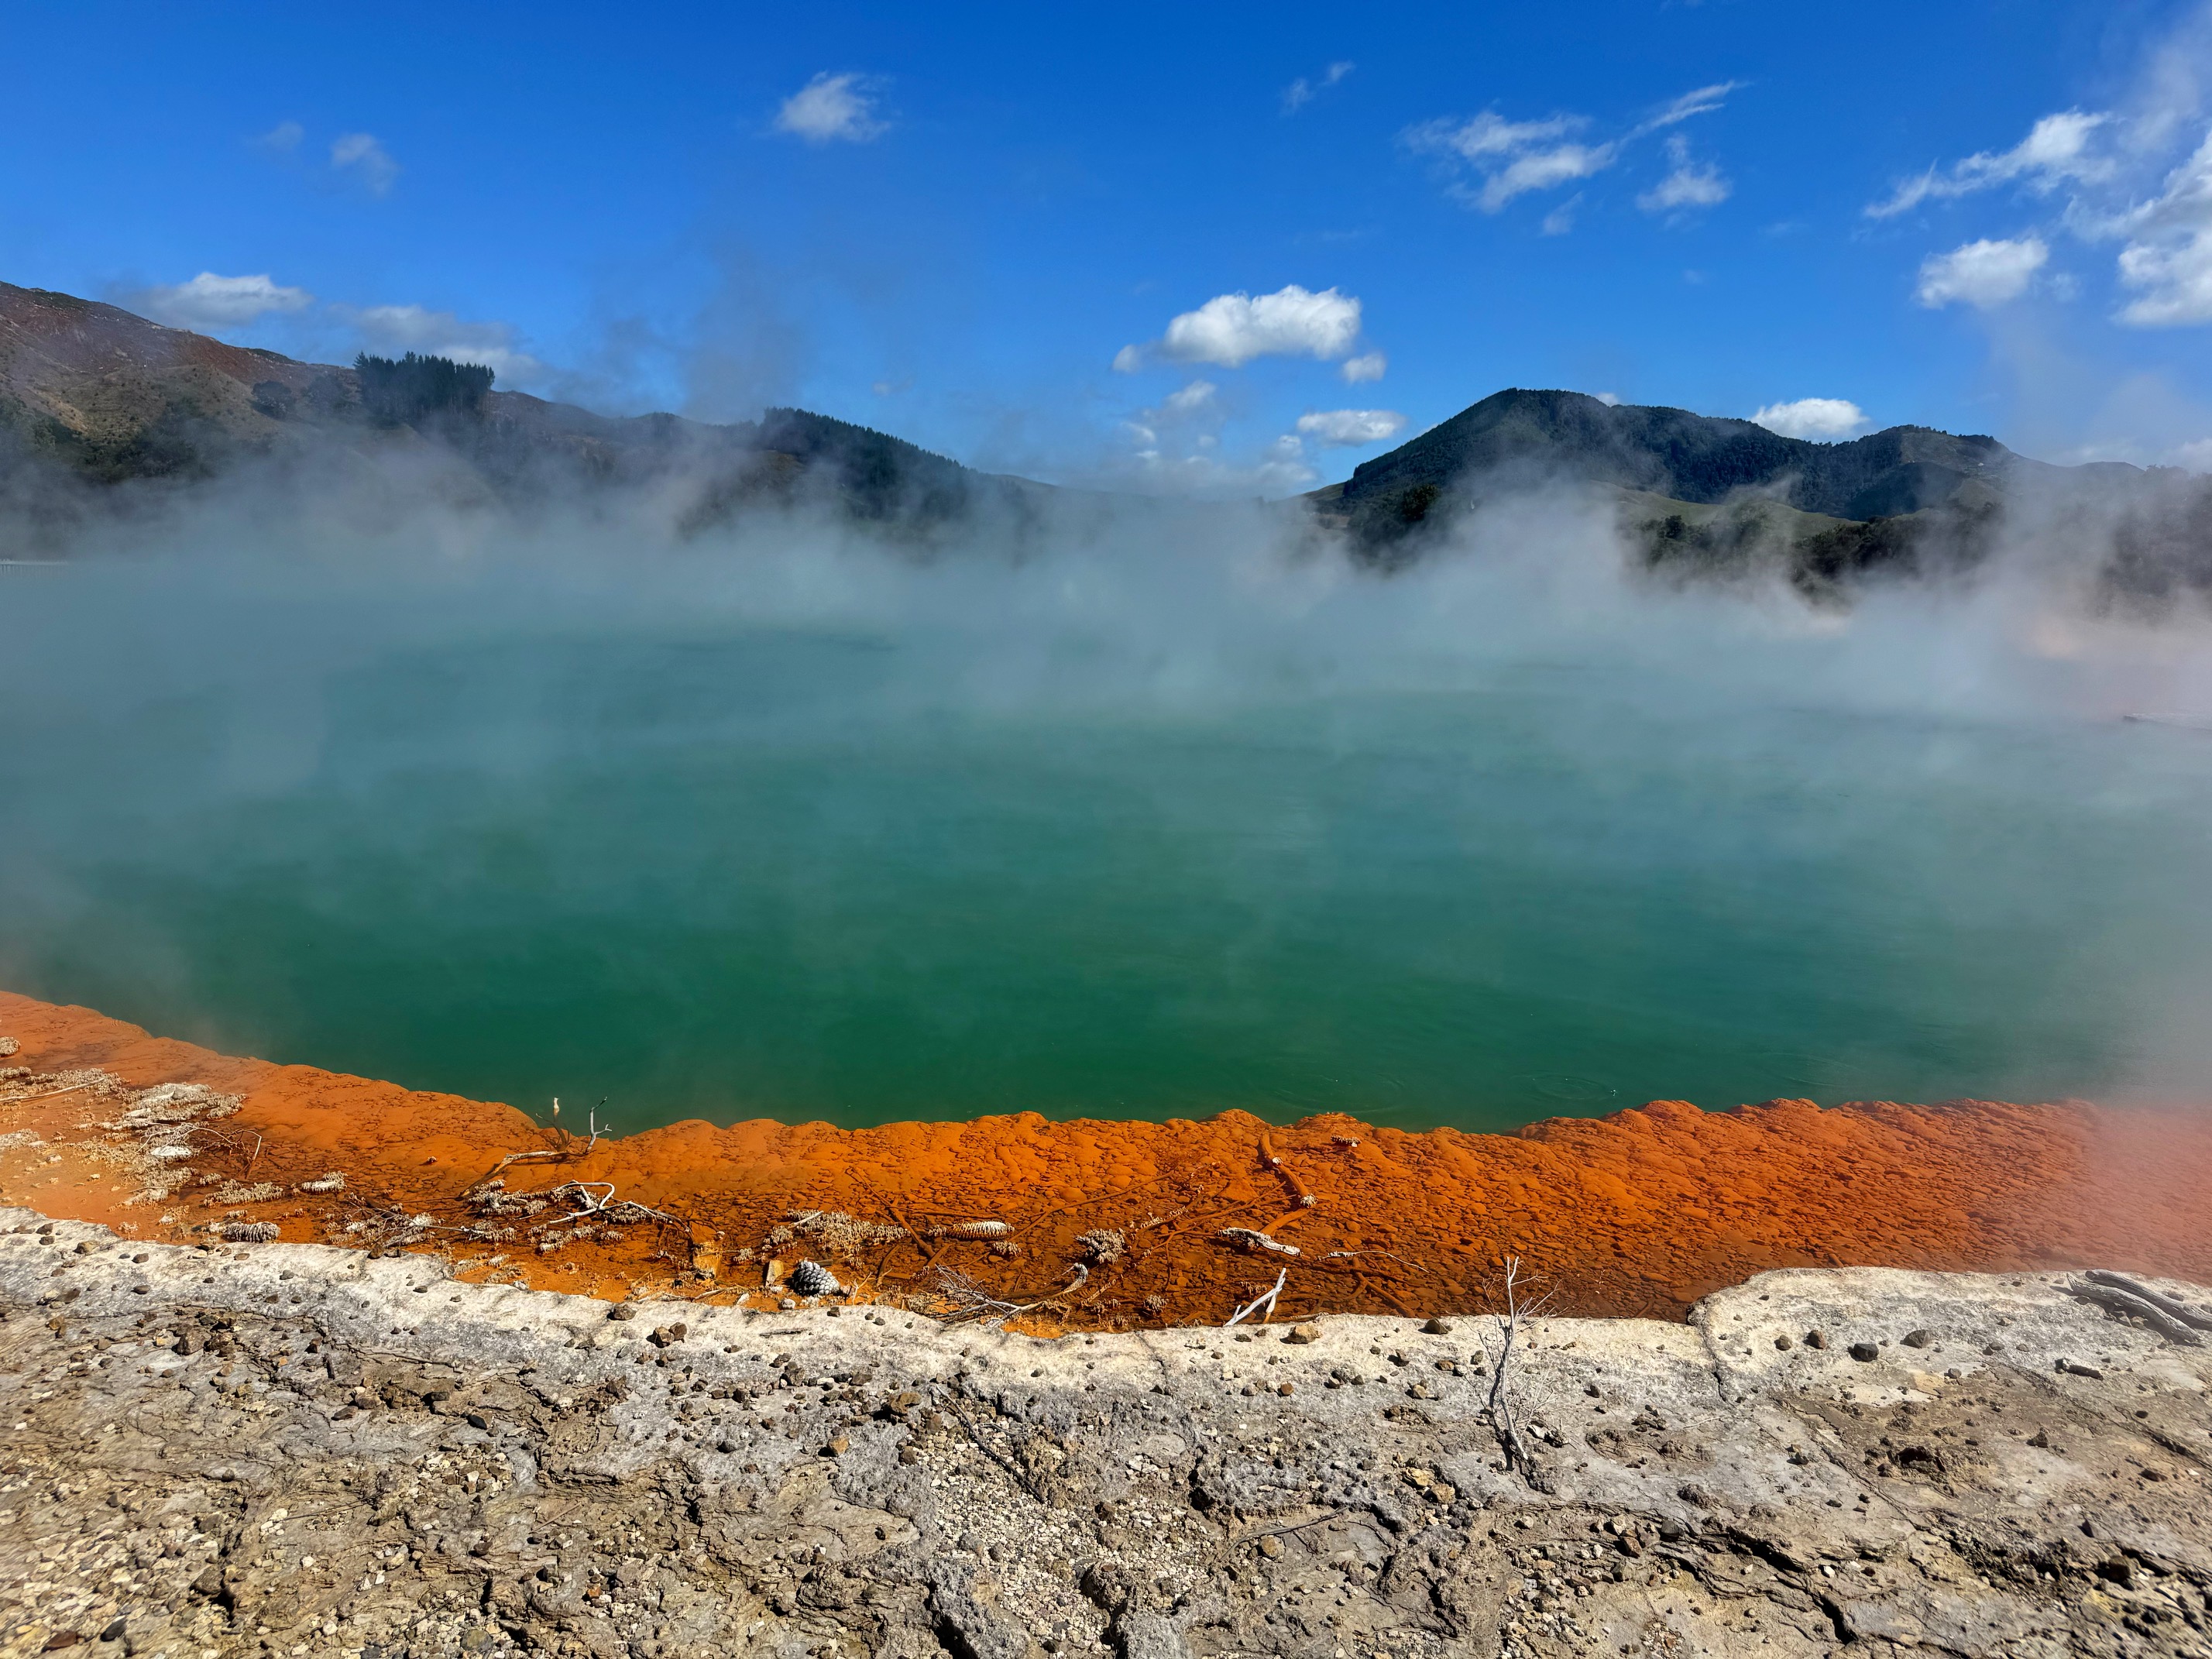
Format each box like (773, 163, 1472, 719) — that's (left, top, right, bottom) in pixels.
(2, 988, 2208, 1325)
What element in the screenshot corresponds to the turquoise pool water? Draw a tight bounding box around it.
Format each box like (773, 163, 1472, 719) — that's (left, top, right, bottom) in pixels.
(3, 548, 2208, 1132)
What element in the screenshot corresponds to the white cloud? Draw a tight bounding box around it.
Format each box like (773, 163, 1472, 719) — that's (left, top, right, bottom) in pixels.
(1750, 397, 1869, 440)
(1540, 196, 1581, 235)
(774, 72, 887, 144)
(1339, 350, 1387, 383)
(1640, 81, 1743, 132)
(1118, 284, 1364, 370)
(1282, 60, 1353, 114)
(334, 304, 541, 384)
(1296, 408, 1407, 446)
(1866, 110, 2110, 218)
(330, 132, 400, 196)
(2172, 436, 2212, 472)
(136, 272, 313, 331)
(1403, 111, 1619, 213)
(2114, 131, 2212, 325)
(1593, 392, 1621, 406)
(1915, 236, 2049, 307)
(255, 120, 303, 153)
(1115, 377, 1316, 494)
(1407, 81, 1734, 217)
(1638, 135, 1730, 213)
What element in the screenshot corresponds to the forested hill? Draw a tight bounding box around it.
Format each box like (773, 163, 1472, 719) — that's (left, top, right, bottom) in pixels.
(0, 281, 1050, 534)
(1310, 386, 2205, 605)
(1323, 386, 2154, 536)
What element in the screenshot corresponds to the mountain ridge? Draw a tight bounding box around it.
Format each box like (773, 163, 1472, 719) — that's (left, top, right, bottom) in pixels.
(0, 280, 1049, 534)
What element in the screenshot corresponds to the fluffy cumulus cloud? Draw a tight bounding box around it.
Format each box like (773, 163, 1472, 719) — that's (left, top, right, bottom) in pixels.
(1405, 81, 1739, 218)
(1339, 350, 1387, 383)
(1116, 284, 1365, 371)
(1864, 22, 2212, 332)
(330, 132, 400, 196)
(1751, 398, 1869, 441)
(333, 303, 542, 384)
(1295, 408, 1407, 447)
(1866, 112, 2111, 220)
(1916, 237, 2050, 309)
(1638, 135, 1730, 214)
(2114, 132, 2212, 325)
(136, 272, 313, 331)
(1282, 60, 1353, 115)
(774, 73, 887, 144)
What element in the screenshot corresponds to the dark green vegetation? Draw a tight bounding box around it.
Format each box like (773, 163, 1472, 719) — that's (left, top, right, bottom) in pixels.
(1317, 387, 2212, 606)
(353, 350, 494, 426)
(0, 281, 1053, 544)
(6, 280, 2212, 605)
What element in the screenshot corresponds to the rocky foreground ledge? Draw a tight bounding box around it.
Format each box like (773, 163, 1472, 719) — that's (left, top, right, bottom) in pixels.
(2, 1209, 2207, 1659)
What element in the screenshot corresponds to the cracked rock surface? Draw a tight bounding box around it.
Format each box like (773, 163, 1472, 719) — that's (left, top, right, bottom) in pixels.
(2, 1207, 2208, 1659)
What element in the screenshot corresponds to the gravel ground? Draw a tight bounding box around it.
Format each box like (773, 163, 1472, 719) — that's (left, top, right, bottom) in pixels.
(2, 1207, 2207, 1659)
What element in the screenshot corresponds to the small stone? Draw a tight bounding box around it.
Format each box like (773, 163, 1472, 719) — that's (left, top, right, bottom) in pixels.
(824, 1436, 850, 1456)
(1257, 1535, 1284, 1559)
(465, 1412, 490, 1431)
(1283, 1324, 1321, 1345)
(898, 1446, 920, 1465)
(1805, 1330, 1828, 1350)
(1902, 1328, 1936, 1348)
(609, 1304, 637, 1321)
(1774, 1334, 1794, 1351)
(98, 1619, 125, 1644)
(1421, 1317, 1454, 1335)
(2028, 1429, 2050, 1448)
(1277, 1382, 1295, 1396)
(1849, 1342, 1879, 1362)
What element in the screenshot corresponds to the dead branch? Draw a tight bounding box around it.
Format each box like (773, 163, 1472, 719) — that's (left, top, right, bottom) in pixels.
(2066, 1279, 2206, 1347)
(1225, 1267, 1287, 1328)
(1478, 1255, 1554, 1482)
(930, 1262, 1089, 1328)
(2083, 1269, 2212, 1331)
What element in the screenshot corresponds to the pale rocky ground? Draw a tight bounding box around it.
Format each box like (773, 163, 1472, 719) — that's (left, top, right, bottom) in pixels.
(1, 1207, 2207, 1659)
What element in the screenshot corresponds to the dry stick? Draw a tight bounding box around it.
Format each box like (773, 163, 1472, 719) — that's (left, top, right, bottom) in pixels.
(2084, 1269, 2212, 1331)
(1224, 1267, 1288, 1328)
(1482, 1255, 1547, 1478)
(2066, 1280, 2206, 1347)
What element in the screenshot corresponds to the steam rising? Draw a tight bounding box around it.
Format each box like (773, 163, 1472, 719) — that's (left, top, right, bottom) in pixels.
(3, 459, 2210, 1129)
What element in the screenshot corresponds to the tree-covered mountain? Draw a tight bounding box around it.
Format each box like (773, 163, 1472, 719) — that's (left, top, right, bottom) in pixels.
(1311, 386, 2204, 604)
(0, 281, 1052, 537)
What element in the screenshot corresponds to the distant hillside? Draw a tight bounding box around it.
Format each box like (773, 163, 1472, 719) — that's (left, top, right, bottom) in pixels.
(1314, 386, 2205, 604)
(0, 281, 1051, 537)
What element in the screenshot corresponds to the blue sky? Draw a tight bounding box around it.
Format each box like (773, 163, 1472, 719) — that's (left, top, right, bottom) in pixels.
(9, 0, 2212, 492)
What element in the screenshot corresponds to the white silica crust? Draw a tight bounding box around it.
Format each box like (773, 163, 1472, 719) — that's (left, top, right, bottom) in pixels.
(1, 1207, 2206, 1658)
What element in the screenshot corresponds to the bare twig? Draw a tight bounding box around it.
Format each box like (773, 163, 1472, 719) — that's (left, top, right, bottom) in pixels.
(931, 1262, 1089, 1327)
(1225, 1267, 1287, 1328)
(1479, 1255, 1554, 1481)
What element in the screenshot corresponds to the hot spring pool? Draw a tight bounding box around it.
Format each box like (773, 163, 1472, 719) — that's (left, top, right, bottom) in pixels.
(4, 546, 2209, 1133)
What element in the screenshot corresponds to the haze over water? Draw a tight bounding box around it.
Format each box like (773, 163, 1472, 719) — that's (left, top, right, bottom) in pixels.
(5, 520, 2210, 1134)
